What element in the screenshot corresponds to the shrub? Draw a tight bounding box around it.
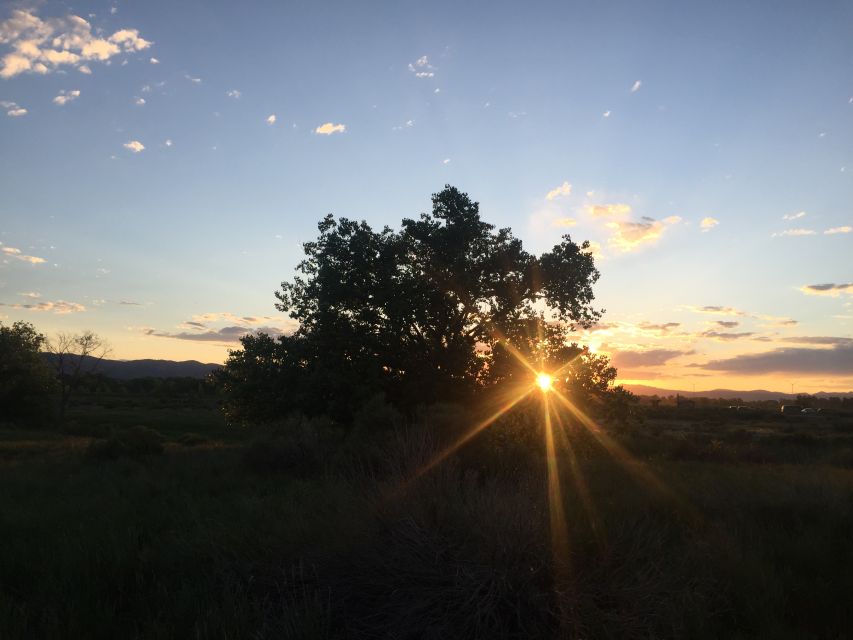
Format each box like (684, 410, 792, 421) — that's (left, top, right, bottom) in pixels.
(61, 421, 112, 439)
(177, 433, 208, 446)
(86, 426, 164, 460)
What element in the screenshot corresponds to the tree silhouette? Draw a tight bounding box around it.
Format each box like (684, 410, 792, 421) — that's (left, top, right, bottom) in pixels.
(0, 321, 56, 425)
(46, 331, 110, 421)
(220, 186, 612, 423)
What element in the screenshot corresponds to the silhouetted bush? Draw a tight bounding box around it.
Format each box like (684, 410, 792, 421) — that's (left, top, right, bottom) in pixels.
(177, 433, 208, 446)
(86, 426, 164, 460)
(61, 420, 111, 439)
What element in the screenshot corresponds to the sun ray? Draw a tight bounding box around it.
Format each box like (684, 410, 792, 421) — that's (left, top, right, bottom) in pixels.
(550, 407, 604, 545)
(550, 388, 699, 521)
(398, 386, 535, 489)
(543, 394, 571, 570)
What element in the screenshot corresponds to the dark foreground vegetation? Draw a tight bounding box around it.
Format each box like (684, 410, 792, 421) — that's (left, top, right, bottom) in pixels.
(2, 386, 853, 639)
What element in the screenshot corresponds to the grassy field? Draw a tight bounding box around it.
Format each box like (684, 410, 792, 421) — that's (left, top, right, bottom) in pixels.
(2, 393, 853, 638)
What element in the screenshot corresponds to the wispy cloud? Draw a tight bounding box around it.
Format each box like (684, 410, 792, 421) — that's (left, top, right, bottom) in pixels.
(553, 217, 576, 227)
(1, 246, 46, 264)
(1, 100, 27, 117)
(799, 283, 853, 297)
(52, 89, 80, 105)
(266, 114, 276, 125)
(824, 226, 851, 235)
(134, 97, 145, 106)
(315, 122, 345, 135)
(123, 140, 144, 153)
(0, 299, 84, 313)
(780, 336, 853, 346)
(0, 9, 151, 78)
(782, 211, 806, 221)
(630, 80, 642, 92)
(188, 312, 286, 327)
(408, 55, 434, 78)
(587, 203, 631, 217)
(773, 228, 815, 237)
(226, 89, 241, 99)
(685, 305, 748, 317)
(606, 215, 680, 252)
(144, 325, 288, 343)
(184, 74, 201, 84)
(695, 344, 853, 375)
(700, 330, 756, 341)
(611, 348, 686, 368)
(545, 181, 572, 201)
(142, 312, 297, 343)
(713, 320, 740, 328)
(700, 217, 719, 232)
(149, 56, 159, 64)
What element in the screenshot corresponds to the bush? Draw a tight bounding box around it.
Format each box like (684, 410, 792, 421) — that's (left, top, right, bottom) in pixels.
(177, 433, 208, 446)
(86, 426, 164, 460)
(241, 415, 338, 476)
(61, 421, 112, 439)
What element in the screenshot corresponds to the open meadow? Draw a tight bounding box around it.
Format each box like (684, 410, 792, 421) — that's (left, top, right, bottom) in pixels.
(3, 389, 853, 639)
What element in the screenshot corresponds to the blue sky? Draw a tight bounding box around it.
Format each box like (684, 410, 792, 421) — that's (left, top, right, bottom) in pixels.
(1, 0, 851, 391)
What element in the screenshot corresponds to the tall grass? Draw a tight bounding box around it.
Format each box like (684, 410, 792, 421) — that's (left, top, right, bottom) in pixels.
(1, 402, 853, 637)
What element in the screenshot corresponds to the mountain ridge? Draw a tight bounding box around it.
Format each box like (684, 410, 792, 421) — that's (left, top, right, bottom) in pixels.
(42, 354, 220, 380)
(622, 384, 853, 401)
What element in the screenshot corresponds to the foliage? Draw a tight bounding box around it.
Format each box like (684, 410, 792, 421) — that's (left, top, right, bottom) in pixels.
(0, 321, 56, 426)
(218, 186, 618, 424)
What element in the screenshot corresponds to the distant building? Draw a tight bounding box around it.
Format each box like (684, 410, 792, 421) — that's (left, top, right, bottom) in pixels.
(780, 405, 803, 414)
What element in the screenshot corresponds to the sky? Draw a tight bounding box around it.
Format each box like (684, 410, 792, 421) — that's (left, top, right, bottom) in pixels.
(0, 0, 851, 393)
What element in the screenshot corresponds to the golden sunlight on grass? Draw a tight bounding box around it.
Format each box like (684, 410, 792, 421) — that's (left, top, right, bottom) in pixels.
(536, 373, 554, 392)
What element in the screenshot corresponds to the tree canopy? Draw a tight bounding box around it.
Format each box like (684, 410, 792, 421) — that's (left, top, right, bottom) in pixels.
(219, 186, 617, 423)
(0, 321, 56, 425)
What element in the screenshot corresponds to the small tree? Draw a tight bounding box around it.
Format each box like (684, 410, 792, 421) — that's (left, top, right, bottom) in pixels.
(46, 331, 110, 421)
(0, 321, 56, 425)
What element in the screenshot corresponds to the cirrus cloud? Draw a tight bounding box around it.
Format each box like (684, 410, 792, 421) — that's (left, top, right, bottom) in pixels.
(773, 228, 815, 237)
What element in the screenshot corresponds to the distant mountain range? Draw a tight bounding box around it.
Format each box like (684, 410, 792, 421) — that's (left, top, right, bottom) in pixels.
(37, 355, 853, 397)
(43, 354, 221, 380)
(622, 384, 853, 401)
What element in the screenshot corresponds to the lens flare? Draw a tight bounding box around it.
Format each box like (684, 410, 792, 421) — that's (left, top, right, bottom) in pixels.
(536, 372, 553, 392)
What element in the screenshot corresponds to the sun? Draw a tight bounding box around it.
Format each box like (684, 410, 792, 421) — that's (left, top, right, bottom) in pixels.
(536, 372, 554, 392)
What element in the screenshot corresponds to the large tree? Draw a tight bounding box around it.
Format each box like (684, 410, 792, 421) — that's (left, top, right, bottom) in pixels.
(219, 186, 609, 423)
